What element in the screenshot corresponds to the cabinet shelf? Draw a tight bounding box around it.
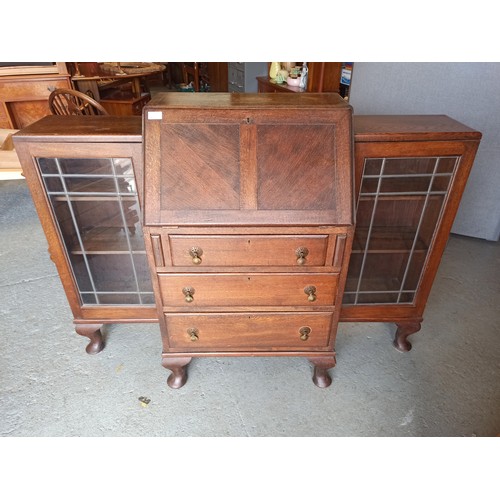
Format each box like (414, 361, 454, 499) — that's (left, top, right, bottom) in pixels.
(71, 227, 146, 255)
(352, 227, 428, 254)
(359, 192, 448, 200)
(50, 194, 136, 202)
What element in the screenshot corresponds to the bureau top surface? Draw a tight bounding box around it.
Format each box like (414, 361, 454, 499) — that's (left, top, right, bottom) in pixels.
(146, 92, 351, 110)
(354, 115, 482, 142)
(13, 116, 143, 143)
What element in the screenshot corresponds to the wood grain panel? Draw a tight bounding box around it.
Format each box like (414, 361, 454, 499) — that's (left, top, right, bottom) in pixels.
(256, 124, 337, 210)
(159, 123, 240, 210)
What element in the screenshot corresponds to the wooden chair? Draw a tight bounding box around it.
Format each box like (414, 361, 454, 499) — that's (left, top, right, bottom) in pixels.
(49, 88, 109, 116)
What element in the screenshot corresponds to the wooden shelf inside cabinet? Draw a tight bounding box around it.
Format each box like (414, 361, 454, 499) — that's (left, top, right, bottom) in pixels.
(352, 227, 429, 254)
(72, 227, 147, 255)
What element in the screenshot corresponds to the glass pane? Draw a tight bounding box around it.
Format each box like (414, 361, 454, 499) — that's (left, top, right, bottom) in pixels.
(87, 254, 137, 293)
(380, 176, 431, 193)
(97, 293, 140, 305)
(113, 158, 134, 177)
(81, 293, 97, 305)
(364, 158, 383, 176)
(341, 293, 356, 305)
(133, 253, 154, 293)
(384, 157, 437, 175)
(360, 177, 379, 194)
(359, 253, 410, 293)
(38, 157, 59, 174)
(357, 292, 400, 304)
(431, 175, 452, 192)
(344, 253, 363, 292)
(141, 294, 155, 305)
(49, 196, 80, 253)
(72, 199, 125, 233)
(43, 176, 64, 192)
(57, 158, 114, 176)
(40, 156, 153, 307)
(418, 195, 446, 247)
(68, 252, 93, 293)
(398, 292, 415, 303)
(64, 177, 118, 193)
(403, 252, 427, 291)
(436, 157, 458, 173)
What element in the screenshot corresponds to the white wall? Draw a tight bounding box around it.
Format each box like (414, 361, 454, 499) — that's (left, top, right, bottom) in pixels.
(349, 62, 500, 241)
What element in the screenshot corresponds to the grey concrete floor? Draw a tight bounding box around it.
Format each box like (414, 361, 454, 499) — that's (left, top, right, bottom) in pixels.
(1, 178, 499, 437)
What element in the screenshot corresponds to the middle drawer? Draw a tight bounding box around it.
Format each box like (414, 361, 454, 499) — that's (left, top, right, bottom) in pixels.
(158, 273, 338, 308)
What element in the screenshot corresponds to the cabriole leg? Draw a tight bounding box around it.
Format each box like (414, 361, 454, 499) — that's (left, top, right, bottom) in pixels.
(393, 321, 422, 352)
(75, 323, 105, 354)
(308, 355, 336, 388)
(162, 357, 192, 389)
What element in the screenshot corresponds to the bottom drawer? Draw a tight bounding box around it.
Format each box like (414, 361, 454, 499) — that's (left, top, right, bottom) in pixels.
(164, 312, 333, 351)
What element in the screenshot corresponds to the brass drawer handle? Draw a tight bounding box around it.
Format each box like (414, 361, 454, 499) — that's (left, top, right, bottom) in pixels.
(304, 285, 317, 302)
(189, 246, 203, 265)
(182, 286, 195, 303)
(299, 326, 311, 341)
(295, 246, 309, 265)
(187, 327, 199, 341)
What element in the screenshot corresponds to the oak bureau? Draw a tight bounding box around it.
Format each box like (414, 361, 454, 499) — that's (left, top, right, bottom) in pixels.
(141, 93, 355, 388)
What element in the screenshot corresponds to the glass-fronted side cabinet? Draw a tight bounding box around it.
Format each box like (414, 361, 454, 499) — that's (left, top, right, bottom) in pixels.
(340, 115, 482, 351)
(14, 116, 157, 354)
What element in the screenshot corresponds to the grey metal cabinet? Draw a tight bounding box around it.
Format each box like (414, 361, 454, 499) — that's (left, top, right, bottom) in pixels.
(228, 62, 268, 93)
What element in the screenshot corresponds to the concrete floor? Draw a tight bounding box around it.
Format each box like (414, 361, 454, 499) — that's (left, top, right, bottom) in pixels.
(1, 178, 499, 437)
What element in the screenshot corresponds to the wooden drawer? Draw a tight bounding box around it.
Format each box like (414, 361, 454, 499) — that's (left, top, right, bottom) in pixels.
(158, 273, 338, 308)
(166, 234, 329, 268)
(0, 77, 70, 99)
(164, 312, 333, 350)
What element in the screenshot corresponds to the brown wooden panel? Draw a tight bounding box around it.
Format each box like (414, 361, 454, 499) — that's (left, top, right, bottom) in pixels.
(165, 312, 333, 350)
(0, 76, 70, 99)
(158, 273, 338, 307)
(0, 104, 11, 128)
(354, 115, 482, 143)
(7, 100, 50, 129)
(12, 115, 142, 143)
(159, 123, 240, 211)
(257, 124, 337, 210)
(167, 234, 329, 267)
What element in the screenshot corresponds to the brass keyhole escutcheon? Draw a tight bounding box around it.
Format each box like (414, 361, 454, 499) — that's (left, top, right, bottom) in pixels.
(299, 326, 311, 341)
(304, 285, 317, 302)
(295, 246, 309, 265)
(189, 247, 203, 265)
(182, 286, 195, 303)
(187, 327, 199, 342)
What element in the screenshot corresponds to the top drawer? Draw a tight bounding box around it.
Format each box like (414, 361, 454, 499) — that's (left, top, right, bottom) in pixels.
(147, 229, 349, 271)
(169, 234, 328, 267)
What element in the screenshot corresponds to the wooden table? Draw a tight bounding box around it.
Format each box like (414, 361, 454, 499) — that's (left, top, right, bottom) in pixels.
(72, 63, 166, 116)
